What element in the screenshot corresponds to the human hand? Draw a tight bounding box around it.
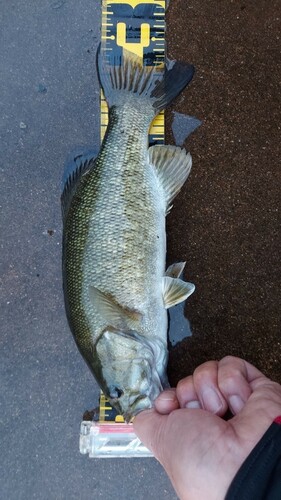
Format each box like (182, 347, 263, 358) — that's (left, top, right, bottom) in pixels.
(133, 356, 281, 500)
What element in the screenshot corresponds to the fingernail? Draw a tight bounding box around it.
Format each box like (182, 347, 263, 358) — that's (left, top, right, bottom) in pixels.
(202, 388, 223, 413)
(155, 391, 179, 414)
(185, 400, 201, 409)
(158, 391, 177, 402)
(229, 395, 244, 414)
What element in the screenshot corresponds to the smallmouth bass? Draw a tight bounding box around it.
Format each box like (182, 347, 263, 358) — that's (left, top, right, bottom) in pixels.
(62, 47, 195, 421)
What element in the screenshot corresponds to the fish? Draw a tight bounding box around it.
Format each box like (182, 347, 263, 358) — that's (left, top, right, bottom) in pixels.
(61, 46, 195, 422)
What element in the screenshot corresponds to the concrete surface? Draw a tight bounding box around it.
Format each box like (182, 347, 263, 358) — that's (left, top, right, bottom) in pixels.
(1, 0, 280, 499)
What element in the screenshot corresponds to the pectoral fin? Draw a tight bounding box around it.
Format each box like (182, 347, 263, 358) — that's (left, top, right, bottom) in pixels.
(89, 286, 142, 330)
(162, 277, 195, 309)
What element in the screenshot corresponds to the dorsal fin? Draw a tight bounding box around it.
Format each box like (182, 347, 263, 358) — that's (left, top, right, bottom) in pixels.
(61, 152, 96, 221)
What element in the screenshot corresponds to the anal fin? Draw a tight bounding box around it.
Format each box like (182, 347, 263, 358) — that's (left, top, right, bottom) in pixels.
(148, 145, 192, 214)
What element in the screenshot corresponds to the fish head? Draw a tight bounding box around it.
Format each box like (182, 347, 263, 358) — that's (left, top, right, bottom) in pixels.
(95, 329, 165, 422)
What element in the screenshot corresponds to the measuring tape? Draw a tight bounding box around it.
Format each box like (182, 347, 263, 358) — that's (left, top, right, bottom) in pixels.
(79, 2, 167, 455)
(79, 2, 201, 456)
(100, 0, 166, 145)
(99, 0, 166, 423)
(98, 0, 167, 426)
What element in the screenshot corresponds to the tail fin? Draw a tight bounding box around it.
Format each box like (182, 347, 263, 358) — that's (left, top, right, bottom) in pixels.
(97, 45, 194, 114)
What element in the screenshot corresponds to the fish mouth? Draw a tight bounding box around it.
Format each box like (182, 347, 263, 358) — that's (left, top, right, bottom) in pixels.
(96, 329, 167, 422)
(109, 392, 155, 423)
(111, 368, 163, 422)
(122, 395, 153, 423)
(108, 374, 162, 423)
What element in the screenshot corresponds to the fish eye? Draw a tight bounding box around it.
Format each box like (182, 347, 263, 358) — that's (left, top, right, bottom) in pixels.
(109, 386, 124, 399)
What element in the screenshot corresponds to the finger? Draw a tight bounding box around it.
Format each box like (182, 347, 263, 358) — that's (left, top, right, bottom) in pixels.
(133, 409, 165, 459)
(177, 361, 228, 415)
(154, 389, 179, 414)
(231, 377, 281, 447)
(176, 375, 202, 409)
(192, 360, 228, 415)
(218, 356, 263, 414)
(216, 357, 281, 447)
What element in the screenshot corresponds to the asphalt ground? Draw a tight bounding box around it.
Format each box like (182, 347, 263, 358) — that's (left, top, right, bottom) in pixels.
(1, 0, 280, 499)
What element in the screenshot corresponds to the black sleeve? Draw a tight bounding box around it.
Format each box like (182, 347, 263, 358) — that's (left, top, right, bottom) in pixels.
(225, 417, 281, 500)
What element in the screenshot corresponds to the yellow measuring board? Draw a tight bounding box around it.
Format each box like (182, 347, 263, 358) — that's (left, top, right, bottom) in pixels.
(99, 393, 125, 423)
(99, 0, 166, 424)
(100, 0, 166, 144)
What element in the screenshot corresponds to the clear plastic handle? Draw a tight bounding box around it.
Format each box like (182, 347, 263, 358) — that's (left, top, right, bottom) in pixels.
(79, 421, 153, 458)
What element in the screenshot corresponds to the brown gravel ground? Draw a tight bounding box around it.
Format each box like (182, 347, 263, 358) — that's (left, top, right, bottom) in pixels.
(165, 0, 281, 384)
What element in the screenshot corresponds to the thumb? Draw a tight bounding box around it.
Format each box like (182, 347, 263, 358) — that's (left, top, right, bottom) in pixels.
(133, 409, 166, 459)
